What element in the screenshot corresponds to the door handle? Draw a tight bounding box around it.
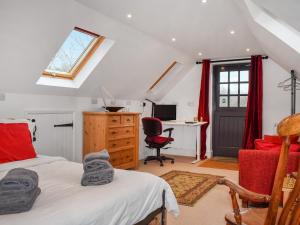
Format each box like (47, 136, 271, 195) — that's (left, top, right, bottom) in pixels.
(54, 123, 73, 128)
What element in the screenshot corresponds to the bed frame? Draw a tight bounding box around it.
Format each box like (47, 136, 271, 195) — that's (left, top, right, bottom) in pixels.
(134, 190, 166, 225)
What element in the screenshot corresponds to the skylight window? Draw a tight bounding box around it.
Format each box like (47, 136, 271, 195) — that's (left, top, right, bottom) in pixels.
(43, 27, 104, 80)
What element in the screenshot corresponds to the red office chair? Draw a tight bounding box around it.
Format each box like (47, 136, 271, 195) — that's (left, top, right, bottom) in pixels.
(142, 117, 175, 166)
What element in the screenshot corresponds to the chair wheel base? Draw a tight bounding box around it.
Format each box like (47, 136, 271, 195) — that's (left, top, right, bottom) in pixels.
(144, 155, 174, 166)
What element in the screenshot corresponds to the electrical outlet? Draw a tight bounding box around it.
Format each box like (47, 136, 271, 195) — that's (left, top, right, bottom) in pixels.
(0, 93, 5, 101)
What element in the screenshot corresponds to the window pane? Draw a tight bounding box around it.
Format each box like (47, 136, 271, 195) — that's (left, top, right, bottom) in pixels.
(240, 71, 249, 82)
(219, 96, 228, 107)
(230, 96, 238, 107)
(230, 83, 238, 95)
(220, 72, 228, 83)
(45, 29, 96, 73)
(240, 83, 249, 94)
(220, 84, 228, 95)
(240, 96, 248, 107)
(230, 71, 238, 82)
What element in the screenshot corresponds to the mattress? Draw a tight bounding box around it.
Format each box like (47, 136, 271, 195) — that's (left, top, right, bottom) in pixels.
(0, 156, 179, 225)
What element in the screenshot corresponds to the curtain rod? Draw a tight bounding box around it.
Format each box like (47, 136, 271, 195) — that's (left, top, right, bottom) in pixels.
(196, 56, 268, 64)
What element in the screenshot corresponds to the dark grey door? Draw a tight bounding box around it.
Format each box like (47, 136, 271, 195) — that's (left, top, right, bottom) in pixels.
(212, 63, 250, 157)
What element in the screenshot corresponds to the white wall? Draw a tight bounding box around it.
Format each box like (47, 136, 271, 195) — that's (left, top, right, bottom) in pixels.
(160, 58, 300, 157)
(262, 60, 300, 134)
(0, 93, 144, 162)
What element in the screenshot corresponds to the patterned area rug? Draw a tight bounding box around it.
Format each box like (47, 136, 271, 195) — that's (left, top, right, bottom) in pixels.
(160, 170, 221, 207)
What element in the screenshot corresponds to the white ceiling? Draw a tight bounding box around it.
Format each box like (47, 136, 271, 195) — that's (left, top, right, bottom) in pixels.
(77, 0, 264, 60)
(1, 0, 299, 100)
(252, 0, 300, 32)
(0, 0, 193, 99)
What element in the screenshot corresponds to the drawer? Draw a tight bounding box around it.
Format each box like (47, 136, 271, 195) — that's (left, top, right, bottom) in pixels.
(108, 127, 134, 138)
(109, 148, 134, 166)
(108, 116, 121, 126)
(122, 115, 134, 125)
(108, 138, 135, 149)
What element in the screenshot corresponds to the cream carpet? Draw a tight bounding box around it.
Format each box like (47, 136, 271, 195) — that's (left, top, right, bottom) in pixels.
(138, 156, 239, 225)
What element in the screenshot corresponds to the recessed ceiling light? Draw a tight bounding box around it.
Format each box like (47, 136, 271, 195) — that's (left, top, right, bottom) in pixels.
(201, 0, 207, 3)
(246, 48, 250, 52)
(198, 52, 202, 56)
(171, 38, 176, 42)
(230, 30, 235, 35)
(127, 13, 132, 19)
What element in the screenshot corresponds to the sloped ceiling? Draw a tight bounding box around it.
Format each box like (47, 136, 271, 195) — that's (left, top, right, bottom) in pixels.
(235, 0, 300, 76)
(252, 0, 300, 32)
(1, 0, 299, 101)
(0, 0, 193, 100)
(77, 0, 263, 60)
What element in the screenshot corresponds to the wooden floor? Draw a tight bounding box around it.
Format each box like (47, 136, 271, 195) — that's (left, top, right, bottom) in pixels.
(137, 156, 239, 225)
(199, 157, 239, 171)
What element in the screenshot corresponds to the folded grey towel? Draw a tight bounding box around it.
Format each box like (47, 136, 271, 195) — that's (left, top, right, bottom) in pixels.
(0, 187, 41, 215)
(81, 168, 114, 186)
(84, 149, 110, 163)
(83, 159, 112, 172)
(0, 168, 38, 193)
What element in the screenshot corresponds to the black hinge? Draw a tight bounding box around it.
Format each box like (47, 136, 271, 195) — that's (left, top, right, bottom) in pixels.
(54, 122, 73, 128)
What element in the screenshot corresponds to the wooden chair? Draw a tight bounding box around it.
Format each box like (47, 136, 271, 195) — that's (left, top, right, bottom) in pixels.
(219, 113, 300, 225)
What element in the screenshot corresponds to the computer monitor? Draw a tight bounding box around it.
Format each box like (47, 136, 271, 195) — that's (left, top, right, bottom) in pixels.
(153, 104, 176, 121)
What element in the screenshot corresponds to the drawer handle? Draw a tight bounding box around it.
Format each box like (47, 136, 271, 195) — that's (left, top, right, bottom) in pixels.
(126, 119, 131, 122)
(126, 142, 130, 144)
(126, 130, 130, 133)
(112, 119, 117, 122)
(112, 144, 116, 147)
(111, 131, 117, 134)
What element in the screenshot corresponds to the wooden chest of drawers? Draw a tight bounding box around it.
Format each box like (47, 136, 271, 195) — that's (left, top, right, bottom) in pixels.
(83, 112, 140, 169)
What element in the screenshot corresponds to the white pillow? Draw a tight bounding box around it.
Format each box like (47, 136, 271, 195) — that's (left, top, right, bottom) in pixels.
(0, 118, 36, 140)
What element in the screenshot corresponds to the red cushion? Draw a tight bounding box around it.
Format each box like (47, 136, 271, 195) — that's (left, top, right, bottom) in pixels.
(255, 139, 300, 152)
(255, 140, 279, 151)
(146, 136, 174, 144)
(0, 123, 36, 163)
(290, 144, 300, 152)
(264, 135, 283, 145)
(264, 135, 299, 144)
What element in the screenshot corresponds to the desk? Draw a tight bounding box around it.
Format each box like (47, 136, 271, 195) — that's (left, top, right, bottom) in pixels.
(162, 121, 207, 163)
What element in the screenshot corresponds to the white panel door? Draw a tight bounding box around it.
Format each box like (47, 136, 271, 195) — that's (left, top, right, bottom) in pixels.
(26, 112, 74, 161)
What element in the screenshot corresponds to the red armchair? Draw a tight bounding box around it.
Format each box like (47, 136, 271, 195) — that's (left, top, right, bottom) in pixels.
(239, 135, 300, 197)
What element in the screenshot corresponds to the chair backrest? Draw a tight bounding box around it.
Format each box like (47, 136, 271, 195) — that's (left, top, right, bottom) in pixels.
(264, 113, 300, 225)
(142, 117, 162, 137)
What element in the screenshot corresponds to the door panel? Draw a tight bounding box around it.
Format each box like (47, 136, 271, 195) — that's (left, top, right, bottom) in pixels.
(212, 64, 250, 157)
(26, 112, 74, 161)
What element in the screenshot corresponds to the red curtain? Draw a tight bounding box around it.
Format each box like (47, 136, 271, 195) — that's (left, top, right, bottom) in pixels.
(198, 60, 211, 160)
(242, 55, 263, 149)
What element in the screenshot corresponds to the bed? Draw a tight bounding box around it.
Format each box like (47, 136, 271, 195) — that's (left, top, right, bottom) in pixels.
(0, 155, 179, 225)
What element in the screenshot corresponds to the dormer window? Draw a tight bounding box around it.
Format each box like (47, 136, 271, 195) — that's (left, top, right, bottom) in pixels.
(43, 27, 104, 80)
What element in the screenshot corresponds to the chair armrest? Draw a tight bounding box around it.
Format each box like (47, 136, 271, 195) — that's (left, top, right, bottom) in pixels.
(218, 178, 271, 203)
(163, 128, 174, 138)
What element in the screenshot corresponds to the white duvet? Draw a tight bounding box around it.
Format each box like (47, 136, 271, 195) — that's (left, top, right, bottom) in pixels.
(0, 156, 179, 225)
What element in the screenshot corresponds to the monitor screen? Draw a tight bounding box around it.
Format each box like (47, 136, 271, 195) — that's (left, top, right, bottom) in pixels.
(153, 104, 176, 121)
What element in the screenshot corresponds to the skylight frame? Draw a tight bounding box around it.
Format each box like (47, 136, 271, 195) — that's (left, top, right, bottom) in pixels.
(42, 27, 105, 80)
